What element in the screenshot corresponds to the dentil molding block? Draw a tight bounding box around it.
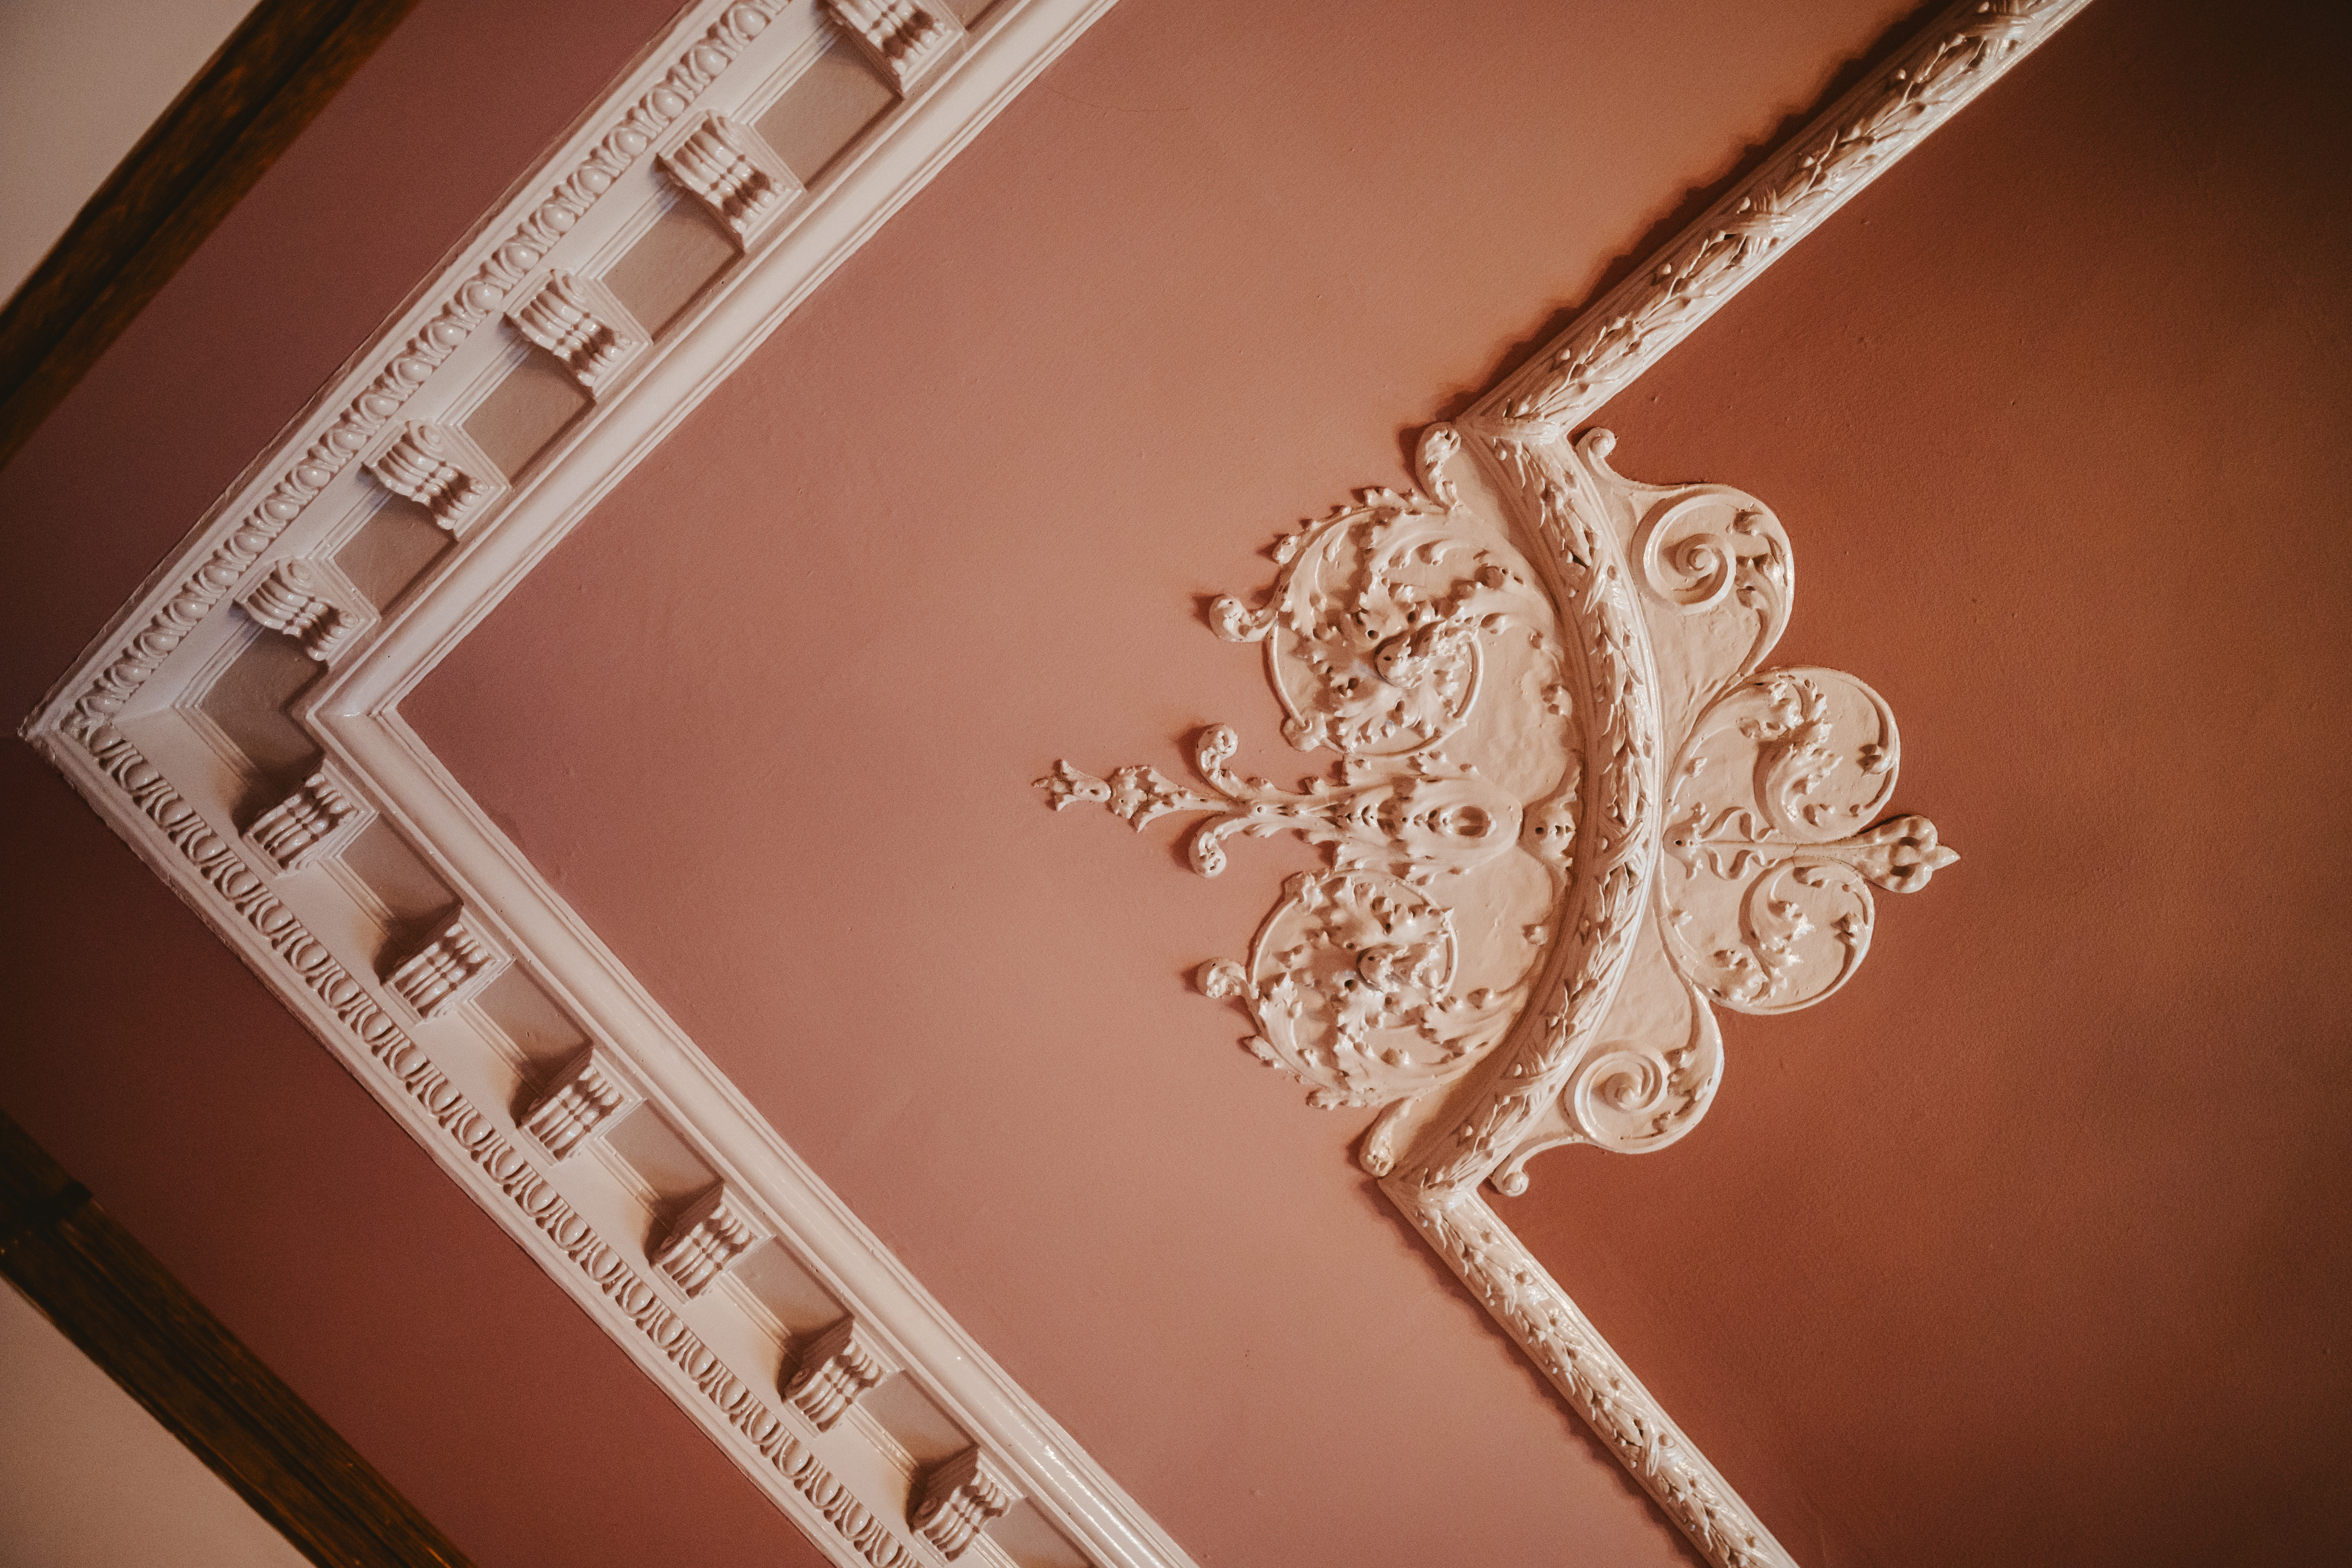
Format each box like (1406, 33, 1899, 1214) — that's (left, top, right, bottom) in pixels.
(365, 422, 508, 537)
(384, 911, 512, 1021)
(660, 113, 802, 248)
(236, 557, 376, 662)
(652, 1183, 765, 1298)
(911, 1446, 1020, 1560)
(517, 1047, 639, 1162)
(784, 1314, 901, 1431)
(244, 763, 375, 873)
(505, 270, 648, 397)
(823, 0, 961, 95)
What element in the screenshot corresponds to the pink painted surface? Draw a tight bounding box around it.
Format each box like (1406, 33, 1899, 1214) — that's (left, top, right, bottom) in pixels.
(0, 0, 832, 1563)
(1520, 1, 2352, 1563)
(399, 2, 1963, 1563)
(19, 0, 2341, 1564)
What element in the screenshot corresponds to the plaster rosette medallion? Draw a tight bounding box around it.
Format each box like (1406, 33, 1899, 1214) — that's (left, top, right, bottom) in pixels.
(1042, 422, 1955, 1185)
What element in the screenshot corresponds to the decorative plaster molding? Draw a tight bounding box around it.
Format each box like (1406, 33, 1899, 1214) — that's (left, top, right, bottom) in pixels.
(24, 4, 1168, 1565)
(1475, 0, 2094, 430)
(1028, 3, 2093, 1561)
(37, 0, 803, 753)
(517, 1048, 639, 1162)
(1044, 422, 1955, 1181)
(18, 2, 2092, 1566)
(63, 729, 936, 1568)
(244, 763, 374, 874)
(365, 422, 508, 537)
(785, 1314, 903, 1431)
(912, 1446, 1021, 1559)
(507, 271, 649, 397)
(385, 911, 512, 1022)
(653, 1184, 766, 1298)
(236, 557, 376, 662)
(825, 0, 962, 95)
(660, 114, 803, 248)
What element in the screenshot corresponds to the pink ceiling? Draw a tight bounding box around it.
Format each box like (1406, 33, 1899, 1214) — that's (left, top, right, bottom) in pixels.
(0, 0, 829, 1562)
(11, 2, 2347, 1568)
(1525, 0, 2352, 1561)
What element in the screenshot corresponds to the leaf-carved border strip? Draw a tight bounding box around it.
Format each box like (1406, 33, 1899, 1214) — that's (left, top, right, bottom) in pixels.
(1478, 0, 2094, 430)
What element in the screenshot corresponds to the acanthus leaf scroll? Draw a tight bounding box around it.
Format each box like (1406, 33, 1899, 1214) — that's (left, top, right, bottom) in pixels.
(1039, 423, 1954, 1190)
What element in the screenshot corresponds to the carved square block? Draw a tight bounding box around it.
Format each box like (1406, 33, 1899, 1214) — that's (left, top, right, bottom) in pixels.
(823, 0, 962, 95)
(505, 271, 648, 398)
(782, 1314, 901, 1430)
(244, 763, 376, 874)
(517, 1047, 638, 1161)
(659, 114, 802, 249)
(236, 557, 376, 663)
(652, 1184, 764, 1299)
(910, 1445, 1020, 1560)
(365, 422, 508, 538)
(385, 911, 512, 1021)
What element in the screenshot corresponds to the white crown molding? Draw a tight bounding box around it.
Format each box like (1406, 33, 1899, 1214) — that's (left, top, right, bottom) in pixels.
(23, 3, 1175, 1566)
(18, 2, 2090, 1565)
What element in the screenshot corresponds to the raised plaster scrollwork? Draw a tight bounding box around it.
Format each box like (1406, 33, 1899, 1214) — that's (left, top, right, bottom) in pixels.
(1043, 409, 1962, 1185)
(1043, 419, 1955, 1566)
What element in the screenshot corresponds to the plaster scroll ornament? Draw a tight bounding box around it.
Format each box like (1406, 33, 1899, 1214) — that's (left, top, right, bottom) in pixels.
(1041, 421, 1955, 1190)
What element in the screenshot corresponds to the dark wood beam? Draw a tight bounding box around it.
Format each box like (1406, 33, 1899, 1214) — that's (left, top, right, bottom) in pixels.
(0, 1108, 475, 1568)
(0, 0, 420, 472)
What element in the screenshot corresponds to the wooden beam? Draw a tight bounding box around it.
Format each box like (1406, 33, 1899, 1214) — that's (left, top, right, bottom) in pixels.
(0, 0, 419, 472)
(0, 1108, 474, 1568)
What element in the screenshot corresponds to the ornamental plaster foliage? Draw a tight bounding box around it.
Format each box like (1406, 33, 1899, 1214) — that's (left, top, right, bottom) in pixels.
(825, 0, 961, 94)
(366, 422, 508, 537)
(235, 557, 376, 662)
(785, 1316, 902, 1431)
(386, 911, 511, 1021)
(518, 1048, 638, 1161)
(911, 1446, 1020, 1560)
(507, 272, 648, 397)
(1033, 6, 2094, 1559)
(244, 763, 374, 873)
(653, 1184, 765, 1298)
(661, 114, 802, 247)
